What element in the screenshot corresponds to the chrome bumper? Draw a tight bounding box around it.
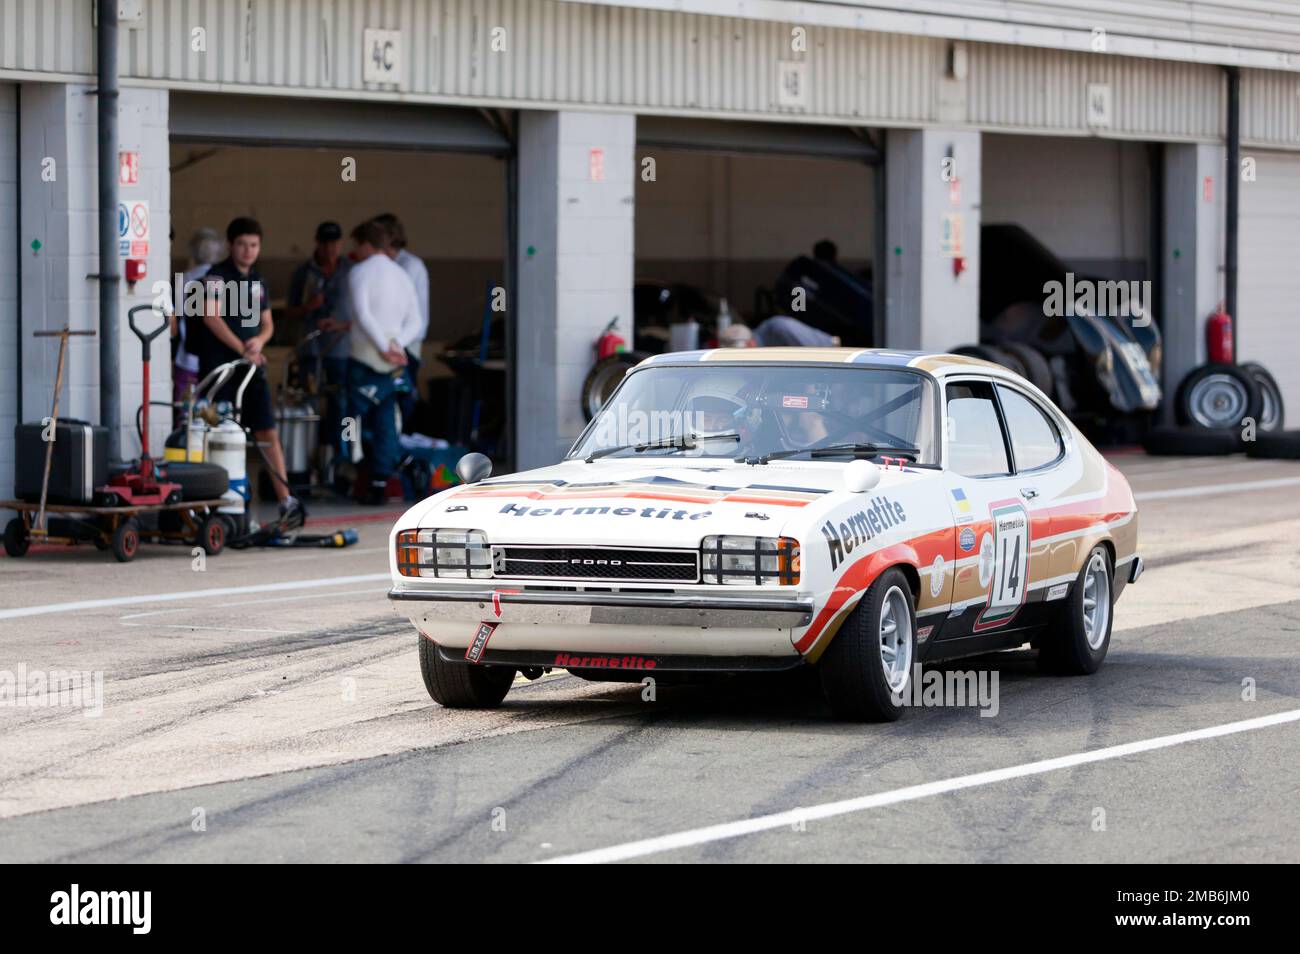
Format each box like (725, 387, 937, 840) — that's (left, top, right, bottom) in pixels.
(388, 586, 814, 629)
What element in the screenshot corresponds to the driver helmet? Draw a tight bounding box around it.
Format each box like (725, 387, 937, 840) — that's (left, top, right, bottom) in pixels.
(687, 389, 745, 438)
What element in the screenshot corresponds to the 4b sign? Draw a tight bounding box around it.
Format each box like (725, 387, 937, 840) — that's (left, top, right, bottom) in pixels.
(363, 29, 402, 85)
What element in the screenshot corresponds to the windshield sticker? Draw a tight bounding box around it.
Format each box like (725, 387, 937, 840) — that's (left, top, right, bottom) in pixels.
(500, 503, 713, 520)
(781, 395, 809, 408)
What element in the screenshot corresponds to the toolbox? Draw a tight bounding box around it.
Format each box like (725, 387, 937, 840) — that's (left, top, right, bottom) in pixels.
(14, 420, 109, 505)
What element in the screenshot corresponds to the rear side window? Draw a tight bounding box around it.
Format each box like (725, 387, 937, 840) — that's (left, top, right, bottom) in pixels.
(945, 382, 1010, 477)
(996, 386, 1063, 471)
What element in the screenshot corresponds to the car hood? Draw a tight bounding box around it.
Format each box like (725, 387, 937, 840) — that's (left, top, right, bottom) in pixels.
(398, 457, 931, 547)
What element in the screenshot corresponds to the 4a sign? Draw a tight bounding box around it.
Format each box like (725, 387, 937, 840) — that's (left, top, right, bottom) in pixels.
(363, 28, 402, 84)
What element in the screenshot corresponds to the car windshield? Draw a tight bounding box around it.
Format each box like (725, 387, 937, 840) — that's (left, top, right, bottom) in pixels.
(569, 363, 939, 465)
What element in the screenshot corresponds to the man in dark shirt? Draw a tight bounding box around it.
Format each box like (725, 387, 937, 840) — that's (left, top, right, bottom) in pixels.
(198, 216, 304, 527)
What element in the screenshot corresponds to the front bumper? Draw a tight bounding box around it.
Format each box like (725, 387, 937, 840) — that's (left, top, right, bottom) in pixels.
(389, 585, 813, 657)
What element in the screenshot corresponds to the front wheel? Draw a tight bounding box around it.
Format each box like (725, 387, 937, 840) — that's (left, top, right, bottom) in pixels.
(1039, 545, 1113, 675)
(418, 636, 515, 708)
(818, 568, 916, 722)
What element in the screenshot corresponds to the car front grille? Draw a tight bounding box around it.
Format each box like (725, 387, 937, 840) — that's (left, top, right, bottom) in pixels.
(491, 545, 700, 583)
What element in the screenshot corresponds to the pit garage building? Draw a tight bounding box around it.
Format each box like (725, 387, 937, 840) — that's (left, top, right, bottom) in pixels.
(2, 0, 1299, 494)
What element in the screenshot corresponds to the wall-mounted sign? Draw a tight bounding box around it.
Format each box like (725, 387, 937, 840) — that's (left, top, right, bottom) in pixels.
(777, 61, 809, 109)
(118, 199, 149, 257)
(940, 213, 964, 257)
(1086, 83, 1112, 128)
(119, 151, 139, 186)
(589, 148, 605, 182)
(363, 28, 402, 85)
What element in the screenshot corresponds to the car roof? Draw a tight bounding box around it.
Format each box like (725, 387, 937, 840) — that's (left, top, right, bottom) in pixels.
(637, 347, 1007, 376)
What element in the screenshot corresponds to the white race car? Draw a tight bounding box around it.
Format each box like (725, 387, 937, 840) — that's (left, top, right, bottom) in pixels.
(389, 348, 1141, 721)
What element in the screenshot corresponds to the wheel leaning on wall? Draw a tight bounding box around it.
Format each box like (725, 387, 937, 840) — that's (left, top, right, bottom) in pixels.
(1175, 363, 1263, 432)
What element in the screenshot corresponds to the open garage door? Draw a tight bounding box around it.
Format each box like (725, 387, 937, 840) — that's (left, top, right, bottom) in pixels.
(170, 92, 510, 155)
(634, 117, 881, 354)
(169, 92, 514, 486)
(1238, 150, 1300, 424)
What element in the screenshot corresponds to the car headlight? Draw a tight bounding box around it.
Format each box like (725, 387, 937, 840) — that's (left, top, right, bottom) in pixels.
(396, 528, 492, 579)
(701, 535, 800, 585)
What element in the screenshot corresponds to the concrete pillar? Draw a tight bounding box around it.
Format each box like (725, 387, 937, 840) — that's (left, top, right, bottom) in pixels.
(18, 83, 171, 462)
(0, 84, 17, 503)
(515, 110, 635, 471)
(1161, 143, 1224, 417)
(884, 128, 981, 352)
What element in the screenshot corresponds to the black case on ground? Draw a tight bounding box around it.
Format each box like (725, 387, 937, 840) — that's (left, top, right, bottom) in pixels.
(14, 420, 110, 504)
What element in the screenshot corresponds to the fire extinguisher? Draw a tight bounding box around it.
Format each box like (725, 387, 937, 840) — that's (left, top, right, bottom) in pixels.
(1206, 306, 1234, 364)
(595, 317, 627, 361)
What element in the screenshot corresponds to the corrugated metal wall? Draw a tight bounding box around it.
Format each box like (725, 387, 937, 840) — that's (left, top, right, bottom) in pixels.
(3, 0, 1297, 149)
(1242, 69, 1300, 149)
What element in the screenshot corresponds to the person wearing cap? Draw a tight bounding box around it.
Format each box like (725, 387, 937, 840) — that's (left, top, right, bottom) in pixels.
(287, 221, 351, 465)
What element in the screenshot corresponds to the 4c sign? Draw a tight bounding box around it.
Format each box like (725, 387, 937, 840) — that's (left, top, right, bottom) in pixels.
(363, 29, 402, 85)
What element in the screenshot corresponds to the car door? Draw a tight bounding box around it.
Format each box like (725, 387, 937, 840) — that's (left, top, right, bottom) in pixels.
(938, 377, 1052, 640)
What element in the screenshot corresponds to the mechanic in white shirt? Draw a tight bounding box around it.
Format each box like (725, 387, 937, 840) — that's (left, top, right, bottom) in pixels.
(345, 219, 423, 504)
(371, 213, 430, 422)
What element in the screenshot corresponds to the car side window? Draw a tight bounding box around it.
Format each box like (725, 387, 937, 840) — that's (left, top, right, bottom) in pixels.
(996, 385, 1063, 471)
(945, 381, 1011, 478)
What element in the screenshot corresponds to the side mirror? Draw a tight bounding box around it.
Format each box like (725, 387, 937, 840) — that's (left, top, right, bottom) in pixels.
(456, 452, 493, 485)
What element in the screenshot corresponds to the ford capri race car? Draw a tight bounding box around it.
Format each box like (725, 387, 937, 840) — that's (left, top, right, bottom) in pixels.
(389, 348, 1141, 722)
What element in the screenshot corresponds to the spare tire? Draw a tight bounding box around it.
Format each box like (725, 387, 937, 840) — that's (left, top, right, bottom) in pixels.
(162, 461, 229, 501)
(1245, 429, 1300, 460)
(582, 352, 646, 422)
(1239, 362, 1285, 432)
(998, 342, 1054, 397)
(1176, 363, 1263, 431)
(1143, 426, 1241, 457)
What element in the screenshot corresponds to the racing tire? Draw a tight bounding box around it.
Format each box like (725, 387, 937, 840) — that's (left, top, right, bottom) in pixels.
(1245, 429, 1300, 461)
(1175, 363, 1263, 431)
(111, 518, 141, 563)
(418, 636, 515, 709)
(817, 567, 916, 722)
(1142, 425, 1241, 456)
(1038, 545, 1113, 675)
(1239, 362, 1285, 432)
(4, 518, 30, 558)
(162, 461, 229, 501)
(998, 342, 1054, 397)
(581, 352, 645, 422)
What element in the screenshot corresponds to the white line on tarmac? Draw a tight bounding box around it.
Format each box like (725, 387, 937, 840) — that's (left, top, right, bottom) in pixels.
(1135, 475, 1300, 501)
(539, 708, 1300, 864)
(118, 587, 385, 619)
(0, 573, 391, 621)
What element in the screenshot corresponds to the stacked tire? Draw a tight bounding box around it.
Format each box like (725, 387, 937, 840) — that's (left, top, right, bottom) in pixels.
(1146, 361, 1294, 457)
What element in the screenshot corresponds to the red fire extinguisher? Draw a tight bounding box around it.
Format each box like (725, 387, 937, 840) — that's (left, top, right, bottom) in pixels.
(595, 317, 627, 361)
(1206, 306, 1234, 364)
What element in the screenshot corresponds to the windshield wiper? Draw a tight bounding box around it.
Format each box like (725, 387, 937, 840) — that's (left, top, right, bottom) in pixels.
(585, 432, 741, 463)
(742, 442, 920, 465)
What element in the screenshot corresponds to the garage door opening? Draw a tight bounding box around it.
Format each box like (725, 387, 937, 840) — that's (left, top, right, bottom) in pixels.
(634, 117, 880, 355)
(169, 93, 513, 499)
(979, 133, 1160, 440)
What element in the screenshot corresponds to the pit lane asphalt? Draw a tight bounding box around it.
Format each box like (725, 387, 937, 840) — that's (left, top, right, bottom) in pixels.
(1, 455, 1298, 863)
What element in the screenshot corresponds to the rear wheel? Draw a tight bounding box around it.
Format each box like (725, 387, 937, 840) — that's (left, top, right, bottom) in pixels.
(818, 568, 915, 722)
(418, 636, 515, 708)
(3, 518, 30, 558)
(1039, 545, 1113, 675)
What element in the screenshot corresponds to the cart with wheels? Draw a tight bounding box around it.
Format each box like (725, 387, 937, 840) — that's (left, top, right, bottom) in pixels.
(1, 498, 227, 563)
